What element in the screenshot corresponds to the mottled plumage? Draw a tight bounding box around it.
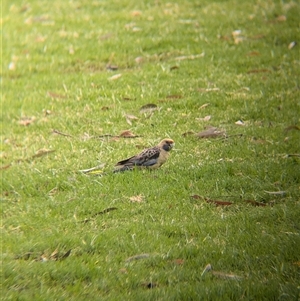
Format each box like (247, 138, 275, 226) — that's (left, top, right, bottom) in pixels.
(114, 138, 174, 172)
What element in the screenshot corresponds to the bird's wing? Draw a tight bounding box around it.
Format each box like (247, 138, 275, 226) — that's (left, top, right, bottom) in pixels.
(115, 146, 160, 167)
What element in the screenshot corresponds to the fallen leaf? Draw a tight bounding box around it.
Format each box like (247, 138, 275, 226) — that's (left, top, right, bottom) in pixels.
(196, 126, 226, 138)
(284, 125, 300, 132)
(288, 41, 296, 49)
(235, 120, 245, 126)
(206, 199, 233, 206)
(246, 51, 260, 56)
(197, 88, 220, 92)
(31, 149, 55, 159)
(108, 73, 122, 80)
(196, 115, 211, 122)
(276, 15, 286, 22)
(173, 259, 185, 265)
(140, 103, 158, 113)
(211, 271, 243, 280)
(129, 194, 145, 203)
(135, 56, 143, 63)
(122, 97, 135, 101)
(131, 10, 142, 17)
(106, 65, 118, 71)
(125, 114, 138, 125)
(190, 194, 202, 200)
(199, 103, 210, 109)
(264, 190, 286, 196)
(0, 164, 12, 170)
(119, 130, 138, 138)
(18, 116, 36, 126)
(170, 65, 179, 70)
(52, 129, 74, 137)
(175, 53, 205, 61)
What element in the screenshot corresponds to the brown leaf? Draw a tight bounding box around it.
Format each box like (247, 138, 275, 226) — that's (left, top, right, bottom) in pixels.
(125, 114, 138, 125)
(122, 97, 135, 101)
(196, 127, 225, 138)
(140, 103, 158, 113)
(119, 130, 138, 138)
(52, 129, 74, 137)
(31, 149, 55, 159)
(284, 125, 300, 132)
(106, 64, 118, 71)
(190, 194, 202, 200)
(170, 65, 179, 70)
(0, 164, 12, 170)
(173, 259, 185, 265)
(18, 116, 35, 126)
(246, 51, 260, 56)
(206, 199, 233, 206)
(276, 15, 286, 22)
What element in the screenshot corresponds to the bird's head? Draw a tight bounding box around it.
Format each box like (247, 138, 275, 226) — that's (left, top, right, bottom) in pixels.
(159, 138, 175, 152)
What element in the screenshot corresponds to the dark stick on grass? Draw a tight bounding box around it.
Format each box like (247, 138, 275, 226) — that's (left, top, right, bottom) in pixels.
(81, 207, 118, 223)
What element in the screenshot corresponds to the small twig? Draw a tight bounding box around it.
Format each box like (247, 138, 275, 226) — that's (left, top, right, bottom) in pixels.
(52, 129, 74, 137)
(81, 207, 117, 223)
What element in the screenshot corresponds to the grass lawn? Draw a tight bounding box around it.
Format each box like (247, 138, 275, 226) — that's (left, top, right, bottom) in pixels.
(1, 0, 300, 300)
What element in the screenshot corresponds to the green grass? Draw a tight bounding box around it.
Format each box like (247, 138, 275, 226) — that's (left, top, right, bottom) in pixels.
(1, 0, 300, 300)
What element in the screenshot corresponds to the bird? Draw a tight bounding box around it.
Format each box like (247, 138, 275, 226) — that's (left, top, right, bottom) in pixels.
(113, 138, 174, 173)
